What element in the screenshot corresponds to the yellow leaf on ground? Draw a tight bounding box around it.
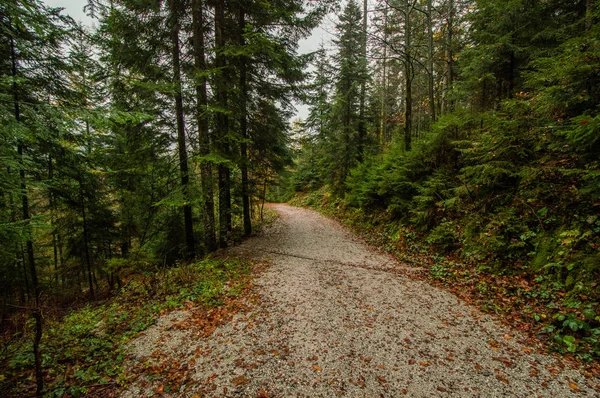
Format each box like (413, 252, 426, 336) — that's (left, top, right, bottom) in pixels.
(569, 382, 579, 391)
(313, 365, 322, 371)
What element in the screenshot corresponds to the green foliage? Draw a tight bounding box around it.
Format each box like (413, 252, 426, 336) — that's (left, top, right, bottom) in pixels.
(0, 257, 251, 396)
(291, 0, 600, 360)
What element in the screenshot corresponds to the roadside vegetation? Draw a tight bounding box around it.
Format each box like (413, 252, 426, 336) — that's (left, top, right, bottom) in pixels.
(287, 0, 600, 363)
(0, 256, 254, 397)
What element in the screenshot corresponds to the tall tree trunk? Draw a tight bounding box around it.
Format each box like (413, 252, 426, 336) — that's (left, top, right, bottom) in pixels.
(48, 155, 60, 285)
(170, 0, 196, 259)
(427, 0, 436, 124)
(238, 4, 252, 237)
(357, 0, 368, 159)
(404, 2, 413, 151)
(7, 168, 29, 301)
(380, 4, 388, 145)
(10, 31, 43, 397)
(445, 0, 454, 113)
(192, 0, 217, 253)
(215, 0, 231, 248)
(80, 186, 95, 299)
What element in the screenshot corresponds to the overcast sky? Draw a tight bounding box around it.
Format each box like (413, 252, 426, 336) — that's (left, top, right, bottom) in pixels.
(42, 1, 336, 120)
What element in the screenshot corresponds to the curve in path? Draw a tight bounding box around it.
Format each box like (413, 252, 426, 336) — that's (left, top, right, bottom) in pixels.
(124, 204, 598, 397)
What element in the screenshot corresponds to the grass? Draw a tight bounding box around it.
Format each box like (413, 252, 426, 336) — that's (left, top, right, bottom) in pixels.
(0, 257, 254, 397)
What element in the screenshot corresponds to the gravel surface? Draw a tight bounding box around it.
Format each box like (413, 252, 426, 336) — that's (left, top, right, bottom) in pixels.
(122, 204, 599, 397)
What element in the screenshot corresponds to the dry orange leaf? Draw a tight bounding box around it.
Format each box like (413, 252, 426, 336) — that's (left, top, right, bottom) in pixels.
(569, 382, 579, 391)
(257, 389, 270, 398)
(231, 375, 250, 386)
(313, 365, 322, 371)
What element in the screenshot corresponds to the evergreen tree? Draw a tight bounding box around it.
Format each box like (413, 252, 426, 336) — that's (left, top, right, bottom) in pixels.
(328, 0, 368, 193)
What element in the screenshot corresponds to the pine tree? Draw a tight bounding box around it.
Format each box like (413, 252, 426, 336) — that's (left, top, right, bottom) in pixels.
(328, 0, 367, 193)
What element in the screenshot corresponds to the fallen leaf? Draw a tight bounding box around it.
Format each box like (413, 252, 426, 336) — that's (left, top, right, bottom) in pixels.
(437, 386, 447, 392)
(232, 375, 250, 386)
(257, 389, 270, 398)
(504, 334, 511, 340)
(530, 368, 538, 377)
(313, 365, 322, 371)
(569, 382, 579, 391)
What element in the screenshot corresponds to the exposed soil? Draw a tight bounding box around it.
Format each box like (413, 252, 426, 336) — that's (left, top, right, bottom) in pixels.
(122, 204, 599, 397)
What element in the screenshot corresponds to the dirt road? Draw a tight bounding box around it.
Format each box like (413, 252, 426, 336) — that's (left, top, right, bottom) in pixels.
(123, 204, 598, 397)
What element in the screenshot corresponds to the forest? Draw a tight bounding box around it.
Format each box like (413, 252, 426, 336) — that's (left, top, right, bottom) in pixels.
(1, 0, 599, 396)
(292, 0, 600, 366)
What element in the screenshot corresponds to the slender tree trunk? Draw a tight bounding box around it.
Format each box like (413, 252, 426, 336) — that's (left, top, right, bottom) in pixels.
(508, 50, 515, 98)
(404, 2, 413, 151)
(170, 0, 196, 259)
(192, 0, 217, 253)
(215, 0, 231, 248)
(80, 187, 95, 299)
(238, 5, 252, 237)
(357, 0, 368, 159)
(7, 168, 29, 301)
(48, 155, 60, 285)
(10, 31, 43, 396)
(20, 244, 29, 302)
(380, 4, 388, 145)
(427, 0, 436, 124)
(445, 0, 454, 113)
(57, 232, 65, 285)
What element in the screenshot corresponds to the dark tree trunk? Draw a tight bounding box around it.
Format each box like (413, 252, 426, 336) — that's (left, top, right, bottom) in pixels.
(192, 0, 217, 253)
(238, 4, 252, 237)
(215, 0, 231, 248)
(11, 30, 43, 397)
(80, 187, 94, 300)
(404, 3, 413, 151)
(49, 155, 60, 285)
(357, 0, 368, 160)
(427, 0, 436, 124)
(170, 0, 196, 259)
(445, 0, 454, 113)
(380, 4, 389, 144)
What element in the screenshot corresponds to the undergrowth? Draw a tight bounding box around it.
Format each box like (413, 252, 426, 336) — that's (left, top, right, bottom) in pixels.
(0, 257, 252, 397)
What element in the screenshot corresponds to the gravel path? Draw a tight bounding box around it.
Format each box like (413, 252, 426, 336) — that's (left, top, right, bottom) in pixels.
(123, 204, 599, 397)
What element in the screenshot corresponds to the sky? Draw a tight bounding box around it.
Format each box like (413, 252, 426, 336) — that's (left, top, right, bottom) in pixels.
(41, 1, 335, 120)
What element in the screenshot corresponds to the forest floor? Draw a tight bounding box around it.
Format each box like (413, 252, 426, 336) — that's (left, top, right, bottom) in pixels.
(121, 204, 599, 397)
